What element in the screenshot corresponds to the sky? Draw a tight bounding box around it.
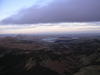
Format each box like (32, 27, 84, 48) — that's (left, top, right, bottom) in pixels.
(0, 0, 100, 34)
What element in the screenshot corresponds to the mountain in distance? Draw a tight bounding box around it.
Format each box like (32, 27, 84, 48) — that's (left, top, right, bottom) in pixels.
(0, 35, 100, 75)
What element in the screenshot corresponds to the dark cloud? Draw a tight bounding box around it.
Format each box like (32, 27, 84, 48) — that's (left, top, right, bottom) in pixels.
(1, 0, 100, 24)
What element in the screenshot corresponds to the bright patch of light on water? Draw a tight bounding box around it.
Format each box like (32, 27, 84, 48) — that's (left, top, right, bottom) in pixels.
(42, 38, 57, 42)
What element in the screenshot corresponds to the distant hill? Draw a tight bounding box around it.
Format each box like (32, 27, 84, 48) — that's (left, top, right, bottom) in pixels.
(0, 36, 100, 75)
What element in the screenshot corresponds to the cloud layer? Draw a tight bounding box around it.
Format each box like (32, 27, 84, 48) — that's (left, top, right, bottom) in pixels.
(1, 23, 100, 34)
(1, 0, 100, 24)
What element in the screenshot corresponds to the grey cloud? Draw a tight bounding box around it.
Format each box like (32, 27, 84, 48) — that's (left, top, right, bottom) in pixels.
(1, 0, 100, 24)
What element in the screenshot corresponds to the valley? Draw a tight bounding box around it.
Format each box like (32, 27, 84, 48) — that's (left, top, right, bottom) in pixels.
(0, 35, 100, 75)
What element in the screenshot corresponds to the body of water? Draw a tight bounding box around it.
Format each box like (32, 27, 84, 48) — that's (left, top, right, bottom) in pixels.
(42, 38, 57, 42)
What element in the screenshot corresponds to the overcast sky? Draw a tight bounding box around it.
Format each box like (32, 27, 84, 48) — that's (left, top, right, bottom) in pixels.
(0, 0, 100, 34)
